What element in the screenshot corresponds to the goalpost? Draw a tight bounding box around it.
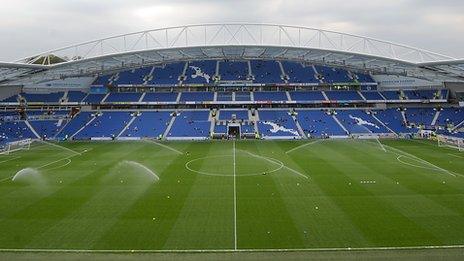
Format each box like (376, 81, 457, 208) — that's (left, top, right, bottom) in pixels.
(437, 135, 464, 152)
(0, 139, 32, 155)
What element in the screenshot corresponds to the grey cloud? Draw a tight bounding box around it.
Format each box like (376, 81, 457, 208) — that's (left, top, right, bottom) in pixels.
(0, 0, 462, 61)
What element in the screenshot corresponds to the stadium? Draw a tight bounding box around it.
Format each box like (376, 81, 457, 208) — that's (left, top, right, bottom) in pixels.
(1, 22, 464, 260)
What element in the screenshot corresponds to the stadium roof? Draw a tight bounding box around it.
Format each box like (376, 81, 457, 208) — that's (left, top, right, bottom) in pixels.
(1, 23, 463, 85)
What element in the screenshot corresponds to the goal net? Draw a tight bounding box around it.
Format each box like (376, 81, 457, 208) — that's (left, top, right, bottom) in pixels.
(437, 135, 464, 152)
(0, 138, 32, 155)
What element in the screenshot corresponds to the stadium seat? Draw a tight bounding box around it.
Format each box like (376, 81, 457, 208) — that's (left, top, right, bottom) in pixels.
(296, 110, 347, 137)
(219, 61, 249, 81)
(281, 61, 320, 84)
(335, 110, 391, 134)
(250, 60, 283, 83)
(183, 61, 216, 84)
(258, 110, 300, 138)
(121, 111, 172, 138)
(167, 111, 211, 139)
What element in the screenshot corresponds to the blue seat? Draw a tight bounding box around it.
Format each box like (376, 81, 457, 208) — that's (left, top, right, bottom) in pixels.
(253, 92, 288, 102)
(219, 110, 249, 120)
(82, 94, 106, 103)
(403, 108, 436, 126)
(147, 63, 184, 85)
(56, 112, 94, 139)
(325, 91, 363, 101)
(183, 61, 216, 84)
(361, 91, 385, 101)
(168, 111, 211, 138)
(121, 111, 172, 138)
(219, 61, 249, 81)
(315, 66, 353, 84)
(22, 92, 64, 103)
(67, 91, 87, 102)
(74, 112, 132, 139)
(373, 109, 410, 133)
(29, 120, 64, 138)
(289, 91, 325, 102)
(105, 93, 142, 103)
(251, 60, 283, 83)
(235, 92, 251, 101)
(142, 92, 178, 102)
(258, 110, 299, 137)
(435, 108, 464, 127)
(296, 110, 347, 137)
(180, 92, 214, 102)
(0, 121, 37, 144)
(281, 61, 320, 84)
(335, 110, 391, 134)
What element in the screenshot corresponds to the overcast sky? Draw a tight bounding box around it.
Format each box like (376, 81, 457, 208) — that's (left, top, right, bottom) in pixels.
(1, 0, 463, 61)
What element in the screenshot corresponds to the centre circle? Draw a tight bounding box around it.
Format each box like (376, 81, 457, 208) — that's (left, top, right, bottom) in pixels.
(185, 154, 284, 177)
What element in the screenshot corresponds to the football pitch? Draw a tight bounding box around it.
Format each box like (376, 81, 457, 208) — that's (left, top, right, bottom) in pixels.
(0, 139, 464, 259)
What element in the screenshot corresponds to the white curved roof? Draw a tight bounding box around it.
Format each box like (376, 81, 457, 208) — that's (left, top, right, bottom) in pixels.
(1, 23, 463, 84)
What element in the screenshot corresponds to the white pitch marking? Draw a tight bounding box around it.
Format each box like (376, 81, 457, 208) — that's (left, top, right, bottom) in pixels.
(243, 150, 309, 179)
(185, 155, 283, 177)
(396, 155, 457, 177)
(37, 140, 82, 156)
(375, 138, 387, 152)
(0, 147, 92, 184)
(448, 153, 464, 159)
(285, 140, 321, 154)
(233, 141, 237, 250)
(383, 144, 461, 177)
(0, 176, 12, 183)
(145, 140, 183, 155)
(41, 158, 72, 171)
(0, 244, 463, 253)
(0, 156, 21, 164)
(37, 155, 77, 170)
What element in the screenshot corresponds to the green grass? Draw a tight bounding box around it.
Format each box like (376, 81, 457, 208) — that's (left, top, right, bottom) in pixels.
(0, 139, 464, 254)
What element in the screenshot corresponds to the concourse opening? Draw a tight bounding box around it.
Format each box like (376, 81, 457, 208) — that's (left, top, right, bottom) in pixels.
(228, 124, 240, 139)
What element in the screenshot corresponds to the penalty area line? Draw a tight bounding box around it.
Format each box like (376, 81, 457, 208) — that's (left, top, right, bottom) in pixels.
(383, 143, 462, 178)
(0, 156, 21, 164)
(375, 139, 387, 152)
(0, 148, 92, 183)
(37, 148, 93, 170)
(285, 140, 321, 154)
(448, 153, 464, 159)
(145, 140, 183, 155)
(37, 140, 82, 156)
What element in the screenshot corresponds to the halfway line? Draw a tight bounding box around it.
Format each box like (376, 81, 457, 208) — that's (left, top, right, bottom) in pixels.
(233, 141, 237, 250)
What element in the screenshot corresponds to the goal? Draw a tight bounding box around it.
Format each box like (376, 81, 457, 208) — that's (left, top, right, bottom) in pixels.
(437, 135, 464, 151)
(0, 139, 32, 155)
